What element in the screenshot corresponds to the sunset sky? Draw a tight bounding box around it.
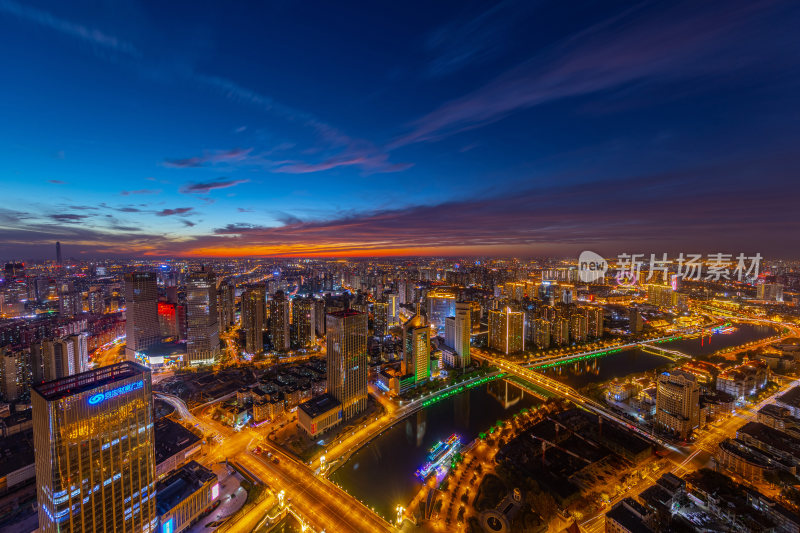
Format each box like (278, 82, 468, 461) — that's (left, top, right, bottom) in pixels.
(2, 0, 799, 259)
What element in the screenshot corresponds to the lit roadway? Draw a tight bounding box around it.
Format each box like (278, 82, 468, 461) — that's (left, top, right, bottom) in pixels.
(239, 443, 394, 533)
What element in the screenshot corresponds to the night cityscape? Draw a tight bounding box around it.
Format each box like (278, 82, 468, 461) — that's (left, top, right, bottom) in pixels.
(2, 2, 800, 533)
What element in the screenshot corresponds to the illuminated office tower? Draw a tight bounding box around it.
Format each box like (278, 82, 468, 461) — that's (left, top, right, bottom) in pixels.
(426, 288, 456, 333)
(488, 307, 524, 354)
(757, 282, 784, 302)
(124, 272, 160, 360)
(326, 310, 368, 419)
(217, 279, 236, 331)
(655, 370, 700, 440)
(402, 313, 430, 383)
(504, 282, 525, 301)
(373, 300, 389, 336)
(292, 296, 316, 348)
(55, 241, 62, 265)
(87, 287, 104, 315)
(444, 302, 471, 367)
(0, 346, 29, 402)
(186, 269, 220, 365)
(241, 285, 266, 355)
(269, 291, 290, 352)
(35, 333, 89, 382)
(33, 362, 157, 533)
(386, 292, 399, 324)
(629, 307, 644, 333)
(532, 319, 551, 349)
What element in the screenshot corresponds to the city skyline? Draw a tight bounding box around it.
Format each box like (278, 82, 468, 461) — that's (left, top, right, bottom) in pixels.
(2, 0, 800, 259)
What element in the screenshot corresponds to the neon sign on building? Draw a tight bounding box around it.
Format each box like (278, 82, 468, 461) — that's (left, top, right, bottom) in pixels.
(88, 380, 144, 405)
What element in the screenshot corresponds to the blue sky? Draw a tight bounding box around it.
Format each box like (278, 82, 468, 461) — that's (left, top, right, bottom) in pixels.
(1, 0, 799, 259)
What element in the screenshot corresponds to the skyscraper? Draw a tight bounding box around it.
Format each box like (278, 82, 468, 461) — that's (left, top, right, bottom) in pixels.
(217, 278, 236, 331)
(373, 299, 389, 337)
(186, 269, 220, 365)
(0, 346, 29, 402)
(655, 370, 700, 440)
(326, 310, 368, 420)
(292, 296, 316, 348)
(58, 281, 81, 317)
(241, 285, 266, 355)
(34, 334, 89, 382)
(33, 361, 157, 533)
(488, 307, 524, 354)
(55, 241, 62, 265)
(269, 291, 290, 352)
(444, 302, 471, 367)
(402, 313, 430, 383)
(124, 272, 160, 360)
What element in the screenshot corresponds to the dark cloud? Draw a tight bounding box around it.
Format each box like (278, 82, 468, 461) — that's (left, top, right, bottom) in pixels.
(181, 219, 196, 227)
(156, 207, 193, 216)
(47, 179, 65, 184)
(180, 179, 248, 194)
(49, 213, 89, 223)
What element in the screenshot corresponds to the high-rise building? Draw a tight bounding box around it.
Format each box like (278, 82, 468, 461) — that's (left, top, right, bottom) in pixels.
(241, 285, 266, 355)
(583, 306, 604, 338)
(326, 310, 368, 420)
(58, 281, 81, 317)
(655, 370, 700, 440)
(569, 314, 588, 343)
(532, 319, 551, 349)
(488, 307, 524, 354)
(292, 297, 316, 348)
(34, 333, 89, 383)
(269, 291, 290, 352)
(386, 292, 399, 325)
(444, 302, 471, 367)
(426, 288, 456, 333)
(33, 362, 157, 533)
(217, 279, 236, 331)
(88, 287, 104, 315)
(124, 272, 160, 360)
(757, 282, 784, 302)
(186, 269, 219, 365)
(373, 300, 389, 337)
(0, 346, 30, 402)
(551, 317, 570, 346)
(402, 313, 431, 383)
(314, 298, 326, 337)
(55, 241, 62, 265)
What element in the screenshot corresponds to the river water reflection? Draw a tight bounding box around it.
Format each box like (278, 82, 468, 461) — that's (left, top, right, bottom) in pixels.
(329, 381, 540, 520)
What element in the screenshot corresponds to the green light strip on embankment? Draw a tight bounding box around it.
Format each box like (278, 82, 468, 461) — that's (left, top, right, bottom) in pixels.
(421, 373, 506, 407)
(534, 335, 686, 369)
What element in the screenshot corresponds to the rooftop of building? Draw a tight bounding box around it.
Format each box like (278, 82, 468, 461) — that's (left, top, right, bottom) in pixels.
(605, 498, 652, 532)
(778, 386, 800, 408)
(155, 461, 217, 516)
(32, 361, 150, 402)
(327, 309, 363, 318)
(298, 393, 341, 418)
(154, 418, 201, 466)
(0, 429, 34, 478)
(759, 403, 791, 418)
(738, 421, 800, 458)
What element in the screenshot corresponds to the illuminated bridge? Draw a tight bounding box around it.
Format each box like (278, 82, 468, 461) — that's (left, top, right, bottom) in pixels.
(638, 343, 691, 361)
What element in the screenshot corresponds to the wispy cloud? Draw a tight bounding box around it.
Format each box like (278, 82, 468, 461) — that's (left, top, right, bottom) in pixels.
(0, 0, 139, 57)
(394, 1, 779, 147)
(48, 179, 66, 184)
(180, 179, 249, 194)
(163, 148, 254, 168)
(121, 189, 160, 196)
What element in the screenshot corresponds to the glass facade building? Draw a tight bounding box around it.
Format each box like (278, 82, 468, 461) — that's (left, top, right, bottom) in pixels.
(33, 361, 157, 533)
(326, 310, 368, 420)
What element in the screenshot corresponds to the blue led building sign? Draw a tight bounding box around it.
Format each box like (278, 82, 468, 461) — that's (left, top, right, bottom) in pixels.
(88, 380, 144, 405)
